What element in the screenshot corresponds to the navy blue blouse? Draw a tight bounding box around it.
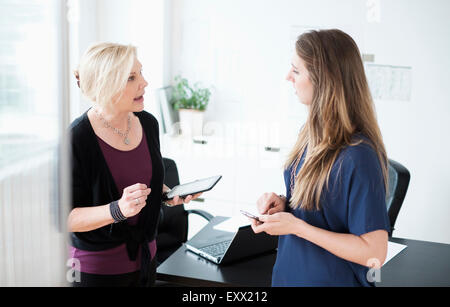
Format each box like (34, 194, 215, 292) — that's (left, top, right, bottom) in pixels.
(272, 135, 390, 287)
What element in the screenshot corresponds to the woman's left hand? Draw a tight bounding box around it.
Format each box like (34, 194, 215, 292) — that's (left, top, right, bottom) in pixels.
(165, 193, 203, 207)
(250, 212, 305, 236)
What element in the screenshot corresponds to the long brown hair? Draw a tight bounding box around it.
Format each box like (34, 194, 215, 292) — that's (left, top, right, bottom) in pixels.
(285, 29, 388, 211)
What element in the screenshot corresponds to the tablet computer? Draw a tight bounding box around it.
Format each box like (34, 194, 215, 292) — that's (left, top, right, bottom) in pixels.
(162, 175, 222, 201)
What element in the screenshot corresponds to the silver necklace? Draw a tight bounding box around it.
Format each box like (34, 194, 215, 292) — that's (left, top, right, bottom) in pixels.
(94, 108, 131, 145)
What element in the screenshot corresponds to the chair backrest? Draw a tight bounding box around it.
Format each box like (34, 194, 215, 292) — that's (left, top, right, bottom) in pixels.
(385, 159, 410, 236)
(156, 158, 189, 264)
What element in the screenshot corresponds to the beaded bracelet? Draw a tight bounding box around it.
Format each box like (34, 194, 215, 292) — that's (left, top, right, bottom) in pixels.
(110, 200, 127, 223)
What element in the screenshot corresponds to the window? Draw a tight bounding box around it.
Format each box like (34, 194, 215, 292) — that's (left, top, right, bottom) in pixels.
(0, 0, 62, 168)
(0, 0, 68, 286)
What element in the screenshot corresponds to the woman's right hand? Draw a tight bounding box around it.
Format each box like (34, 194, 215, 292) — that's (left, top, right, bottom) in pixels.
(118, 183, 151, 218)
(256, 192, 286, 215)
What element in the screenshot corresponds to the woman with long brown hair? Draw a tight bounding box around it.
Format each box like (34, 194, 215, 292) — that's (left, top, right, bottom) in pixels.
(251, 29, 391, 286)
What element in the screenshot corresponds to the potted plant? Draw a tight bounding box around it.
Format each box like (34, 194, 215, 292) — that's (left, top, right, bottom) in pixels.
(170, 75, 211, 136)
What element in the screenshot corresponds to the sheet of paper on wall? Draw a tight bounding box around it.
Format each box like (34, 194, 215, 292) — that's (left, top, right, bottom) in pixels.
(365, 64, 412, 102)
(383, 241, 408, 266)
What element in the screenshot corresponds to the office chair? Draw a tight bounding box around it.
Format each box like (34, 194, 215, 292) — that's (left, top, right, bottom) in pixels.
(156, 158, 214, 266)
(386, 159, 410, 237)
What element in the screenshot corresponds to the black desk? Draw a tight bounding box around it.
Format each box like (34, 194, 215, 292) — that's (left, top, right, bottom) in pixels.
(157, 217, 450, 287)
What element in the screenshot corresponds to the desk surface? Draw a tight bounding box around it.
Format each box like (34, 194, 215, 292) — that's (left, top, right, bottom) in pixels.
(157, 218, 450, 287)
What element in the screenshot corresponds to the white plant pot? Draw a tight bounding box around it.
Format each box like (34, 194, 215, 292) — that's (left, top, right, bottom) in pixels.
(178, 109, 204, 136)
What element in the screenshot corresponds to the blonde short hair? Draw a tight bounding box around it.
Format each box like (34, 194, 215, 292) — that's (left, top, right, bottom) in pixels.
(74, 42, 137, 107)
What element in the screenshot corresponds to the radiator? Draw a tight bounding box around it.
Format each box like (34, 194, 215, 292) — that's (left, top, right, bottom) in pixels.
(0, 149, 67, 286)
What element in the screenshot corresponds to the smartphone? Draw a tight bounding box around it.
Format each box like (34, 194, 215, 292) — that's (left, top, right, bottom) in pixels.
(240, 210, 261, 222)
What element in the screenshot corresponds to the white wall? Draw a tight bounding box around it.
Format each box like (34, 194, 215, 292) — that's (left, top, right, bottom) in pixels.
(68, 0, 98, 119)
(171, 0, 450, 244)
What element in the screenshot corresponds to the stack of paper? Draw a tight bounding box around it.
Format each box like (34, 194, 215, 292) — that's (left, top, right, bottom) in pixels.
(213, 215, 251, 232)
(384, 241, 407, 266)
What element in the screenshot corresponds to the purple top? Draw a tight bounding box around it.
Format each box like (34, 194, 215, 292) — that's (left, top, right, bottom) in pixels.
(70, 128, 157, 275)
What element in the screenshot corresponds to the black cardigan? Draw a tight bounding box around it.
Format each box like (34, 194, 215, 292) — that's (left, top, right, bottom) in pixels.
(69, 108, 164, 271)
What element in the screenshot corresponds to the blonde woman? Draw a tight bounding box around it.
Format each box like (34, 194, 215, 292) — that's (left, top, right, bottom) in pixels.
(68, 42, 200, 287)
(251, 29, 391, 287)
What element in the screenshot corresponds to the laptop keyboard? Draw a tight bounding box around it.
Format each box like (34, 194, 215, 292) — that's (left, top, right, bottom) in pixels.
(199, 240, 232, 256)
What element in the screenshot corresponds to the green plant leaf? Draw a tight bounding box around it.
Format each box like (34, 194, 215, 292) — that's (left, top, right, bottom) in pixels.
(170, 75, 211, 111)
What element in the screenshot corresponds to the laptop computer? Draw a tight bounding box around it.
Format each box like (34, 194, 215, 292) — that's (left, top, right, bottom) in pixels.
(185, 216, 278, 265)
